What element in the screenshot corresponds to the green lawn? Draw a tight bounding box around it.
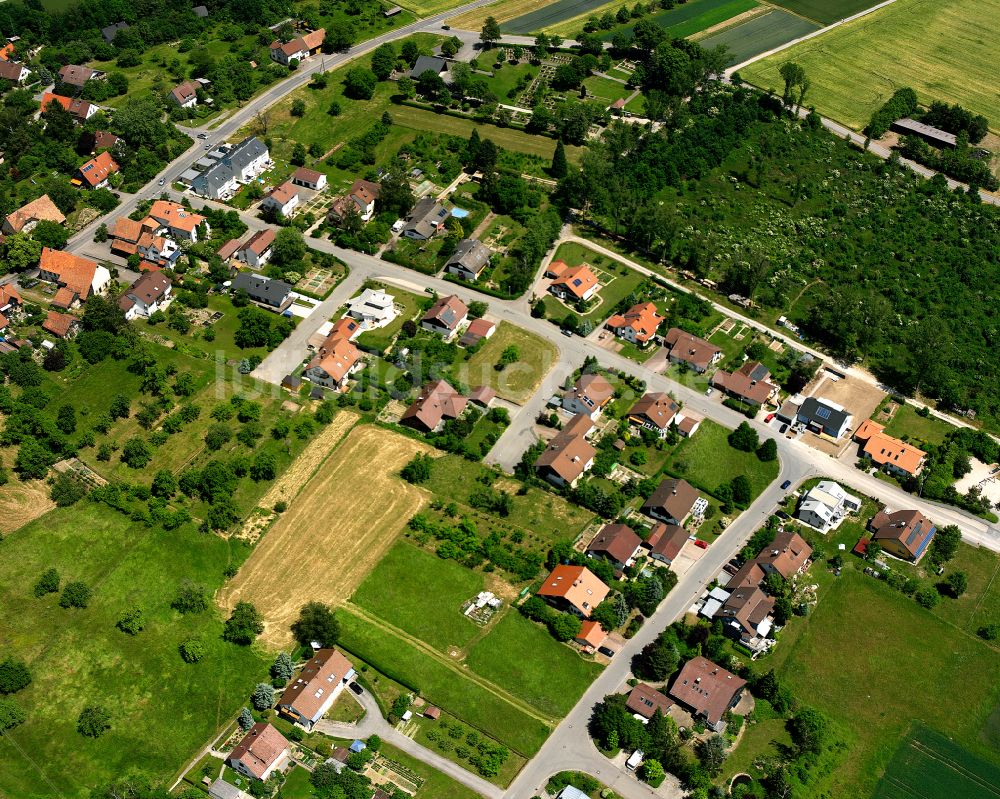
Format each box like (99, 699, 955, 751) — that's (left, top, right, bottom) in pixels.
(337, 609, 552, 756)
(351, 541, 485, 651)
(465, 612, 603, 717)
(582, 75, 631, 104)
(883, 404, 954, 448)
(740, 0, 1000, 128)
(551, 241, 647, 324)
(665, 419, 779, 499)
(761, 571, 1000, 796)
(481, 62, 539, 103)
(423, 455, 594, 549)
(0, 505, 264, 799)
(722, 718, 792, 781)
(279, 765, 319, 799)
(462, 322, 558, 404)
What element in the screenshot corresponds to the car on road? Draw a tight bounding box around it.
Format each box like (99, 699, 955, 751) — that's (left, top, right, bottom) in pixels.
(562, 328, 573, 337)
(779, 423, 788, 433)
(158, 178, 165, 186)
(765, 413, 775, 422)
(441, 23, 450, 29)
(704, 387, 714, 397)
(348, 682, 363, 695)
(197, 133, 207, 139)
(781, 479, 792, 490)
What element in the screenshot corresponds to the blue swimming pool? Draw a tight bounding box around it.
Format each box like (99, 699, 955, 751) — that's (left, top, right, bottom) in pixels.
(451, 207, 470, 218)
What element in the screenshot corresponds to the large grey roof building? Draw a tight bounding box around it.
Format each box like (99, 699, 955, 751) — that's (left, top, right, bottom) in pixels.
(231, 272, 292, 312)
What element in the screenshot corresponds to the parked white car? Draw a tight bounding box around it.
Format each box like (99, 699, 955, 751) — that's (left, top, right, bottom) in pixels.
(391, 219, 405, 233)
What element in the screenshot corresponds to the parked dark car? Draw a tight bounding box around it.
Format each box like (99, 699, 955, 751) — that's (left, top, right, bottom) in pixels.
(597, 646, 616, 658)
(348, 682, 364, 696)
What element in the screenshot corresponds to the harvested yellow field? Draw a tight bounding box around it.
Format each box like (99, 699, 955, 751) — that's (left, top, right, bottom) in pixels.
(0, 480, 56, 534)
(218, 425, 435, 648)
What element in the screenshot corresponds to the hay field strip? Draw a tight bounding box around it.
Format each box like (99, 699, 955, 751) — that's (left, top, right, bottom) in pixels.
(740, 0, 1000, 129)
(218, 423, 435, 648)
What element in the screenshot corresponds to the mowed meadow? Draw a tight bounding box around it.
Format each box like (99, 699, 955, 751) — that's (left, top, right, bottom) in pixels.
(741, 0, 1000, 128)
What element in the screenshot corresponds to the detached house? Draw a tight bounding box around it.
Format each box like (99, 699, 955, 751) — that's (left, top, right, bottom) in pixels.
(796, 396, 853, 440)
(627, 392, 679, 438)
(663, 328, 722, 373)
(41, 92, 96, 122)
(641, 478, 706, 526)
(401, 379, 467, 432)
(304, 329, 363, 390)
(853, 419, 926, 477)
(58, 64, 97, 87)
(3, 194, 65, 235)
(42, 310, 77, 338)
(645, 522, 690, 567)
(755, 530, 812, 579)
(869, 508, 936, 562)
(262, 181, 300, 217)
(346, 288, 395, 326)
(586, 523, 642, 571)
(0, 285, 22, 329)
(549, 263, 598, 303)
(626, 683, 673, 721)
(329, 179, 379, 224)
(231, 272, 292, 312)
(535, 413, 595, 488)
(78, 151, 119, 189)
(38, 248, 110, 309)
(118, 272, 172, 320)
(0, 60, 29, 84)
(170, 80, 201, 108)
(711, 361, 779, 408)
(404, 197, 450, 239)
(237, 228, 276, 269)
(562, 373, 614, 419)
(445, 238, 491, 281)
(606, 301, 662, 346)
(668, 657, 746, 732)
(269, 28, 325, 65)
(226, 723, 290, 781)
(718, 585, 774, 646)
(291, 166, 327, 191)
(277, 648, 355, 729)
(537, 564, 609, 618)
(420, 294, 468, 339)
(796, 480, 861, 533)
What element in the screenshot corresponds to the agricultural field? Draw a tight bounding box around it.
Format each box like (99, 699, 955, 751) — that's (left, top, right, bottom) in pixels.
(500, 0, 617, 33)
(462, 322, 558, 404)
(0, 505, 264, 799)
(767, 0, 880, 24)
(698, 8, 820, 66)
(218, 424, 434, 647)
(665, 419, 780, 499)
(0, 477, 55, 534)
(741, 0, 1000, 128)
(756, 570, 1000, 796)
(872, 724, 1000, 799)
(599, 0, 759, 41)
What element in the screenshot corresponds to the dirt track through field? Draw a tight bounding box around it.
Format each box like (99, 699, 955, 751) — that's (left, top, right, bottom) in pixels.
(218, 425, 435, 648)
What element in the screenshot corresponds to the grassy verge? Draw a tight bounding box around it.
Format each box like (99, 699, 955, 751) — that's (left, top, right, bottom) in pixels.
(665, 419, 779, 499)
(462, 322, 558, 404)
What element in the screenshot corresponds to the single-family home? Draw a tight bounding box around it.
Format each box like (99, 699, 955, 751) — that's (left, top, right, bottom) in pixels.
(101, 21, 129, 43)
(586, 523, 642, 571)
(410, 54, 449, 80)
(642, 478, 706, 526)
(459, 318, 496, 348)
(0, 285, 22, 329)
(346, 288, 396, 327)
(78, 151, 120, 189)
(110, 217, 156, 257)
(92, 130, 122, 153)
(269, 28, 325, 65)
(0, 60, 30, 84)
(304, 331, 363, 390)
(445, 238, 491, 281)
(755, 530, 812, 579)
(38, 248, 110, 309)
(328, 179, 380, 224)
(711, 361, 779, 408)
(231, 272, 292, 312)
(217, 238, 242, 262)
(0, 41, 15, 61)
(574, 620, 607, 650)
(148, 200, 209, 242)
(645, 522, 690, 566)
(562, 373, 615, 419)
(796, 480, 861, 533)
(627, 392, 679, 438)
(262, 181, 299, 217)
(853, 419, 926, 477)
(118, 272, 172, 320)
(668, 656, 746, 732)
(605, 301, 662, 346)
(41, 92, 96, 122)
(537, 564, 609, 618)
(237, 228, 276, 270)
(726, 560, 766, 592)
(869, 508, 936, 562)
(535, 413, 596, 488)
(42, 310, 77, 338)
(401, 379, 467, 432)
(58, 64, 97, 87)
(663, 328, 722, 373)
(291, 166, 327, 190)
(421, 294, 468, 339)
(796, 396, 853, 440)
(276, 648, 356, 729)
(404, 197, 450, 239)
(226, 723, 291, 781)
(718, 585, 774, 646)
(549, 263, 599, 303)
(626, 683, 673, 721)
(133, 231, 180, 267)
(170, 80, 201, 108)
(2, 195, 66, 235)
